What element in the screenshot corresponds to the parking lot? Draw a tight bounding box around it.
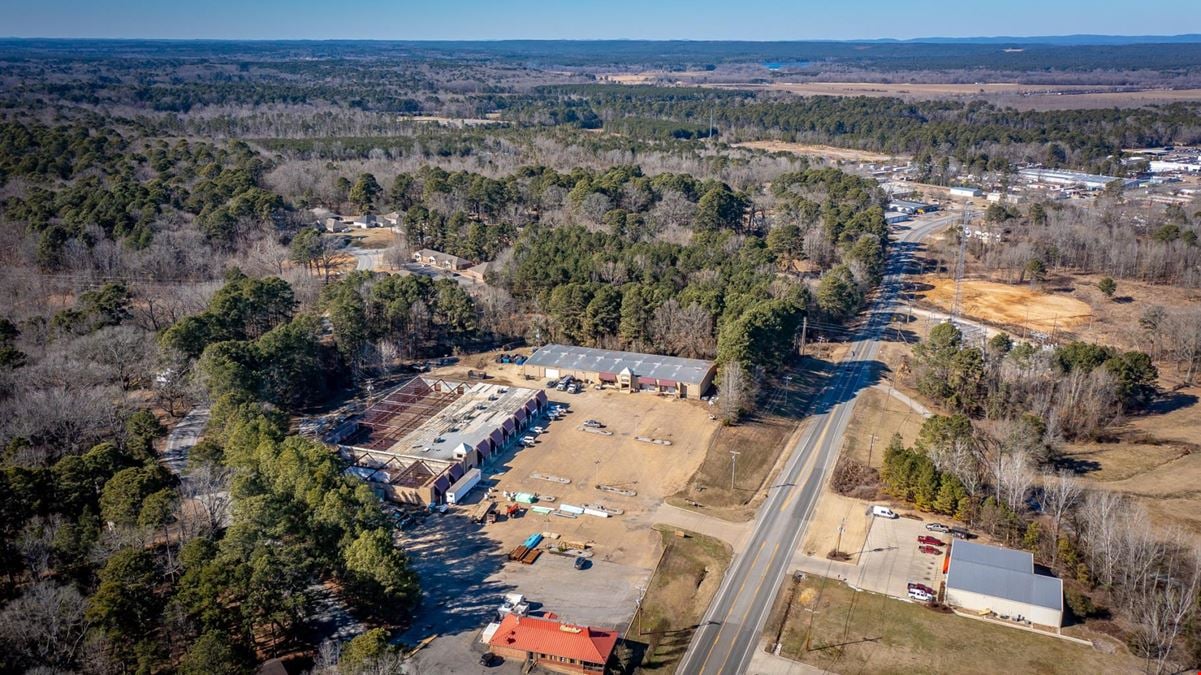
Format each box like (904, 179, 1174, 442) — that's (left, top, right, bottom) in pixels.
(848, 514, 948, 600)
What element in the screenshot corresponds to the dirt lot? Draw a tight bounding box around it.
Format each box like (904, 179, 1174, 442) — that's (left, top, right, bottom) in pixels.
(469, 382, 720, 571)
(634, 527, 733, 674)
(915, 275, 1093, 332)
(733, 140, 905, 162)
(800, 492, 874, 560)
(764, 577, 1143, 675)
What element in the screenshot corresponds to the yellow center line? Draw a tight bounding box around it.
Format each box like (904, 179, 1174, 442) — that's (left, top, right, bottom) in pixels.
(696, 538, 770, 673)
(716, 541, 782, 675)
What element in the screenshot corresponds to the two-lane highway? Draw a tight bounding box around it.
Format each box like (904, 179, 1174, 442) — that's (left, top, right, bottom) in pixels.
(677, 212, 957, 675)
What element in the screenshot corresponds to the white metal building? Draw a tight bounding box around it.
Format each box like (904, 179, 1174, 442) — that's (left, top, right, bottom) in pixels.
(945, 540, 1063, 627)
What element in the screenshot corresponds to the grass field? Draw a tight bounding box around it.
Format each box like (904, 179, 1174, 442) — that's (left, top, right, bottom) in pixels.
(634, 527, 733, 674)
(765, 578, 1144, 674)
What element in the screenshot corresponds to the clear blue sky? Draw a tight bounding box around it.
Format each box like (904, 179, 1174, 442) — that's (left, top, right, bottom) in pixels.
(3, 0, 1199, 40)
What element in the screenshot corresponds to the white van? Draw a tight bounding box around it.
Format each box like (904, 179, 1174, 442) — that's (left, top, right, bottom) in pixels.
(871, 505, 899, 519)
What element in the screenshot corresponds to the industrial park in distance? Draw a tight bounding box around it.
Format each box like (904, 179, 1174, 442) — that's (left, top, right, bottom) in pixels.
(1, 3, 1200, 674)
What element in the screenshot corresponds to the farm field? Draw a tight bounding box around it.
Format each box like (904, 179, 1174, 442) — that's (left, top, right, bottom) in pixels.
(705, 81, 1201, 109)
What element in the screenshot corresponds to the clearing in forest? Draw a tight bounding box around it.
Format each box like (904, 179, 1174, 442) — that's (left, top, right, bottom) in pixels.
(916, 276, 1092, 332)
(733, 140, 904, 162)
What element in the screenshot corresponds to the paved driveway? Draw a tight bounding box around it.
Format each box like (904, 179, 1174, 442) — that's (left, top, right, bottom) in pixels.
(849, 515, 947, 599)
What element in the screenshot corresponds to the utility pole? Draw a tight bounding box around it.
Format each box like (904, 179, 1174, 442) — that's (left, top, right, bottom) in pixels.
(867, 433, 877, 468)
(834, 518, 846, 557)
(729, 450, 741, 492)
(798, 315, 808, 357)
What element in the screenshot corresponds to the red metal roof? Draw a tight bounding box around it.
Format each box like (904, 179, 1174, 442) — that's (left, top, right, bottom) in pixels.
(489, 614, 618, 665)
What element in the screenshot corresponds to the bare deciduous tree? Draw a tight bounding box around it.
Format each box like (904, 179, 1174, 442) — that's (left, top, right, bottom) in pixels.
(181, 462, 234, 537)
(1038, 469, 1083, 565)
(0, 581, 90, 671)
(719, 363, 757, 423)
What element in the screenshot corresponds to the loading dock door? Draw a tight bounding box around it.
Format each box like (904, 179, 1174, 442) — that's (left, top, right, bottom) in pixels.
(545, 368, 560, 379)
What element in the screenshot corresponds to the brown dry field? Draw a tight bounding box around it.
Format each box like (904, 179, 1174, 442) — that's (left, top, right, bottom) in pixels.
(916, 275, 1093, 331)
(635, 527, 733, 674)
(671, 351, 849, 520)
(471, 381, 719, 569)
(1060, 386, 1201, 539)
(733, 140, 905, 162)
(706, 81, 1201, 110)
(765, 577, 1144, 674)
(345, 228, 398, 249)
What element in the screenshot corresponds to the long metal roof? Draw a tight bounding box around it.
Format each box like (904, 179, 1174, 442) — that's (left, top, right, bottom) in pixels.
(947, 540, 1062, 611)
(524, 344, 714, 385)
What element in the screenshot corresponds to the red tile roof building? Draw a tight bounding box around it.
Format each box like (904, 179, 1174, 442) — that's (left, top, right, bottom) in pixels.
(488, 614, 618, 674)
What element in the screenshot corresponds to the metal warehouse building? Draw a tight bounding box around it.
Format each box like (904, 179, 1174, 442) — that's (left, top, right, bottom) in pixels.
(522, 344, 716, 399)
(945, 540, 1063, 628)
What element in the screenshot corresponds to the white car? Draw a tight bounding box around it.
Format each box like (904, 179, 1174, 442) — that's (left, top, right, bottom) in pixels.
(532, 426, 545, 434)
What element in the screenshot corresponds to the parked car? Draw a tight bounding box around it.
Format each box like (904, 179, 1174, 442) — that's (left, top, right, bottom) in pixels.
(532, 426, 545, 434)
(479, 652, 502, 667)
(908, 588, 933, 602)
(520, 436, 536, 447)
(917, 535, 944, 546)
(925, 522, 950, 533)
(583, 419, 604, 428)
(907, 582, 936, 596)
(918, 545, 942, 555)
(871, 505, 899, 519)
(949, 528, 972, 540)
(546, 379, 559, 388)
(556, 383, 567, 391)
(574, 556, 587, 570)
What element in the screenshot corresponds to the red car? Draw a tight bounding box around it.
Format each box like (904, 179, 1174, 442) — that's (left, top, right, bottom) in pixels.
(917, 535, 945, 547)
(908, 582, 936, 596)
(918, 545, 942, 555)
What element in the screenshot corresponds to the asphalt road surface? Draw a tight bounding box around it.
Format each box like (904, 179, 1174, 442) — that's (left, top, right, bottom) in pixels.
(677, 212, 958, 675)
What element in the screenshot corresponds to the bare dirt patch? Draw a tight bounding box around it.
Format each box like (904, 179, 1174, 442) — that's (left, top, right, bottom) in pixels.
(733, 140, 905, 162)
(916, 276, 1093, 332)
(800, 490, 872, 560)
